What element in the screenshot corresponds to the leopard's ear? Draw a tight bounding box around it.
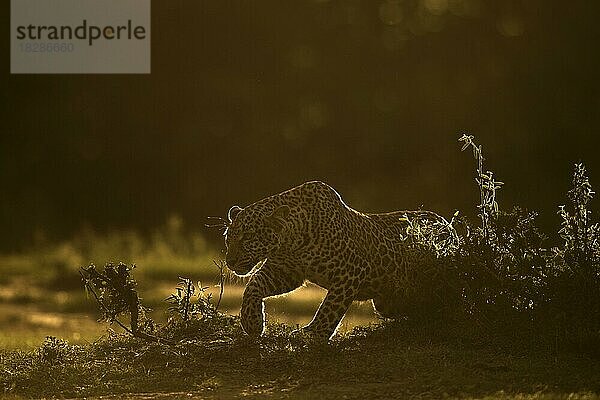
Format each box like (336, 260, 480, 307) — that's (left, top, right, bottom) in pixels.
(265, 205, 290, 232)
(228, 205, 244, 223)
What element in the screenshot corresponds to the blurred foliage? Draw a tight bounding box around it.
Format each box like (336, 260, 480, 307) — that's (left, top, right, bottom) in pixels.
(3, 0, 600, 250)
(1, 215, 219, 290)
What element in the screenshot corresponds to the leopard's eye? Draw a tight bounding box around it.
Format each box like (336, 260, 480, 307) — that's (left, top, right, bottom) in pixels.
(229, 231, 242, 242)
(241, 230, 255, 241)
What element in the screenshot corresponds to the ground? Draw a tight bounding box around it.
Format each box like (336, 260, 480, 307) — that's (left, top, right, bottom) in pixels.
(1, 316, 599, 399)
(1, 245, 599, 399)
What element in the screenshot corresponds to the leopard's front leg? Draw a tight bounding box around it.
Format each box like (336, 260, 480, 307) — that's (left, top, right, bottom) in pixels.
(240, 261, 303, 337)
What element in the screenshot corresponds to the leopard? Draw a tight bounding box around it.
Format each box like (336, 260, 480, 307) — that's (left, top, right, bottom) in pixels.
(223, 181, 458, 340)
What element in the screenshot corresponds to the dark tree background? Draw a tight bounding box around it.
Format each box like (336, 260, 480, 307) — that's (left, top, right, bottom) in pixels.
(1, 0, 599, 250)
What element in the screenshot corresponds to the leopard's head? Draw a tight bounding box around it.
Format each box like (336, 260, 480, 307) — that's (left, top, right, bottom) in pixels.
(224, 203, 291, 276)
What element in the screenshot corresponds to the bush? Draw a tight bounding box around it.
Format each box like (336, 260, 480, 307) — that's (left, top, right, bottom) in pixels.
(452, 138, 599, 351)
(545, 163, 600, 353)
(455, 207, 548, 329)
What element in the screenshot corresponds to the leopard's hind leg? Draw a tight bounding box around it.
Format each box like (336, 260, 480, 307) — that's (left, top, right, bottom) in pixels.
(372, 293, 406, 319)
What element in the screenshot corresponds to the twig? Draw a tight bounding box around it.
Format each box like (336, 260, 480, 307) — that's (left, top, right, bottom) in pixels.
(81, 270, 176, 345)
(213, 260, 226, 311)
(80, 271, 135, 335)
(183, 278, 192, 321)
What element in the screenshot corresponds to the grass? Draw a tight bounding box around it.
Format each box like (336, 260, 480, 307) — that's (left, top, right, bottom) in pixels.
(1, 315, 599, 399)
